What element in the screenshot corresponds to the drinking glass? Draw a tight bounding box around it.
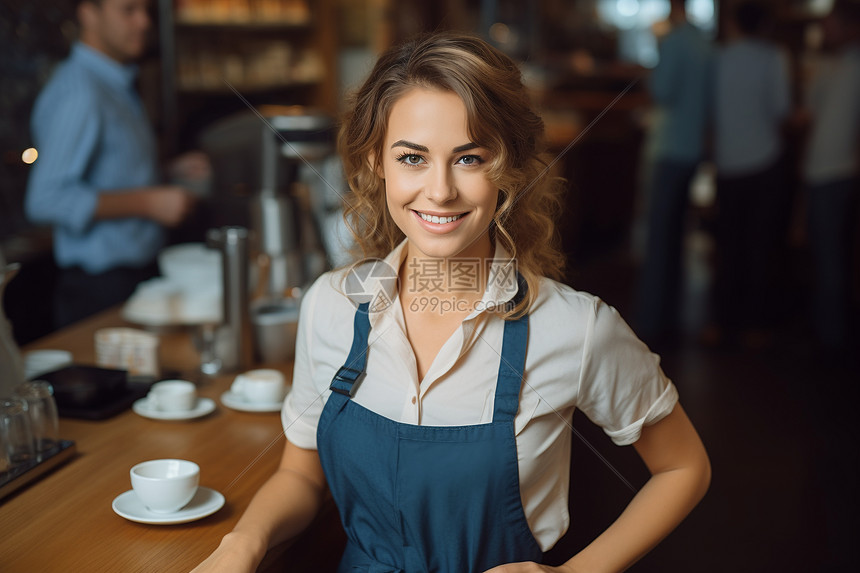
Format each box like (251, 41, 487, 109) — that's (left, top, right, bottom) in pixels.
(14, 380, 59, 457)
(0, 398, 35, 468)
(191, 322, 222, 378)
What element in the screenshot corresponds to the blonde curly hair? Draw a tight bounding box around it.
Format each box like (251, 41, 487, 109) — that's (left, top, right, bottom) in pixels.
(338, 32, 565, 317)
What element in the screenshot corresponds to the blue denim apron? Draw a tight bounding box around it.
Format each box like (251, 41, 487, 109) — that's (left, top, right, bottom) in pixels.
(317, 287, 543, 572)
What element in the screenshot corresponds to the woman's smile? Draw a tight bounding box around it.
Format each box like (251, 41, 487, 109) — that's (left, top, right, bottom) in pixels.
(411, 209, 470, 233)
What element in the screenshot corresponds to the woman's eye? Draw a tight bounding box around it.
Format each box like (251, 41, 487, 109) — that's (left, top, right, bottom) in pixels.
(397, 154, 424, 166)
(456, 155, 483, 166)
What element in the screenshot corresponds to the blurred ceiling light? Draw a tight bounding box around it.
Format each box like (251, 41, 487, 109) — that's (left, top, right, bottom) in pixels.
(21, 148, 38, 164)
(808, 0, 835, 16)
(687, 0, 715, 28)
(617, 0, 640, 18)
(489, 22, 511, 44)
(571, 50, 597, 75)
(640, 0, 670, 22)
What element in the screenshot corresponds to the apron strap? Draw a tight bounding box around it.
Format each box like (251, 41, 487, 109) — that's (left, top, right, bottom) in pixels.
(329, 302, 372, 397)
(492, 273, 529, 423)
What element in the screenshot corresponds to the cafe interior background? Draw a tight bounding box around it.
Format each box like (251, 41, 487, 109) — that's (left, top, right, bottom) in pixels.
(1, 0, 859, 570)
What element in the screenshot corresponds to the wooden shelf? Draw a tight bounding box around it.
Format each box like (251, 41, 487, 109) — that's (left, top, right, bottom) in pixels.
(174, 19, 312, 31)
(158, 0, 337, 151)
(177, 79, 320, 95)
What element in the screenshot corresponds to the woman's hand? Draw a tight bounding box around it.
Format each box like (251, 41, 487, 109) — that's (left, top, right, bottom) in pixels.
(188, 532, 265, 573)
(189, 442, 327, 572)
(483, 563, 574, 573)
(188, 549, 255, 573)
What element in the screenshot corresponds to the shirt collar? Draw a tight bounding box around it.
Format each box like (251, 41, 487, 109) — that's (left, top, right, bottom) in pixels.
(71, 42, 139, 90)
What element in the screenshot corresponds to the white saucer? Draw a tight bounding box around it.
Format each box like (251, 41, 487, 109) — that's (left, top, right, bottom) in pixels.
(112, 486, 225, 524)
(132, 397, 216, 420)
(220, 390, 288, 413)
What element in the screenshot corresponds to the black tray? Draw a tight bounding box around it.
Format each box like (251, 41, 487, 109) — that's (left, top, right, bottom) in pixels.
(55, 383, 152, 420)
(0, 439, 77, 500)
(35, 365, 153, 420)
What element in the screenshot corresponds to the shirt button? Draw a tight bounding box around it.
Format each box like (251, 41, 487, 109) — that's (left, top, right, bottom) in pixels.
(411, 396, 417, 405)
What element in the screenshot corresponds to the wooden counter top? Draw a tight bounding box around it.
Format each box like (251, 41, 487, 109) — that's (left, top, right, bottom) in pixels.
(0, 308, 344, 572)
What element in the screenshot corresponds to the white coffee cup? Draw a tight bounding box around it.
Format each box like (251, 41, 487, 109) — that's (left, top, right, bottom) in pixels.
(146, 380, 197, 412)
(130, 459, 199, 513)
(231, 369, 285, 404)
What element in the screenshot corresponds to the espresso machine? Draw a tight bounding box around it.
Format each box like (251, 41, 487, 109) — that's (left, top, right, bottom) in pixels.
(200, 106, 347, 297)
(254, 110, 336, 297)
(199, 106, 349, 367)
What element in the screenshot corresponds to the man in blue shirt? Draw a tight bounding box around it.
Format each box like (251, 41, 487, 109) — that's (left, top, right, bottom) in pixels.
(26, 0, 203, 327)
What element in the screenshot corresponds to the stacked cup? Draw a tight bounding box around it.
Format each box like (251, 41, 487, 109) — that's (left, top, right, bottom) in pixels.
(95, 327, 160, 381)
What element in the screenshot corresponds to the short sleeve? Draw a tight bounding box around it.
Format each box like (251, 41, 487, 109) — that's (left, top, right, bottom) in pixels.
(575, 300, 678, 446)
(281, 278, 327, 449)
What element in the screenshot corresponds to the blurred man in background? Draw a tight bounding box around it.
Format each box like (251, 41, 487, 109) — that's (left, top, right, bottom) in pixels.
(708, 0, 791, 349)
(636, 0, 713, 347)
(25, 0, 207, 328)
(802, 0, 860, 357)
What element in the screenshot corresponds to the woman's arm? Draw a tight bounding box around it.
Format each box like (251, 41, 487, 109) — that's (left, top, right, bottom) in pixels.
(486, 402, 710, 573)
(561, 402, 710, 572)
(190, 440, 327, 573)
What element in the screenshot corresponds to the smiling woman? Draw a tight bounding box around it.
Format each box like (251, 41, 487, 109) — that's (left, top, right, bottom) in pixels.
(191, 31, 710, 573)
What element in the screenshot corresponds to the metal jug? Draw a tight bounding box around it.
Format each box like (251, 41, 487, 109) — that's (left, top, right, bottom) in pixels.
(0, 249, 26, 397)
(206, 226, 253, 372)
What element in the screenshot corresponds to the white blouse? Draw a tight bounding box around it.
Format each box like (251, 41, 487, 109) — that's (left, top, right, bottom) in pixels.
(282, 240, 678, 550)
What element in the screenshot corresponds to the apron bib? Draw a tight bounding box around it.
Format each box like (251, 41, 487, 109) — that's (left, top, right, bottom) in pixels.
(317, 285, 542, 572)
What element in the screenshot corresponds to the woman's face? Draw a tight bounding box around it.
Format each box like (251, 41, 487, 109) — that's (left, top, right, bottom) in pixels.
(380, 87, 499, 262)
